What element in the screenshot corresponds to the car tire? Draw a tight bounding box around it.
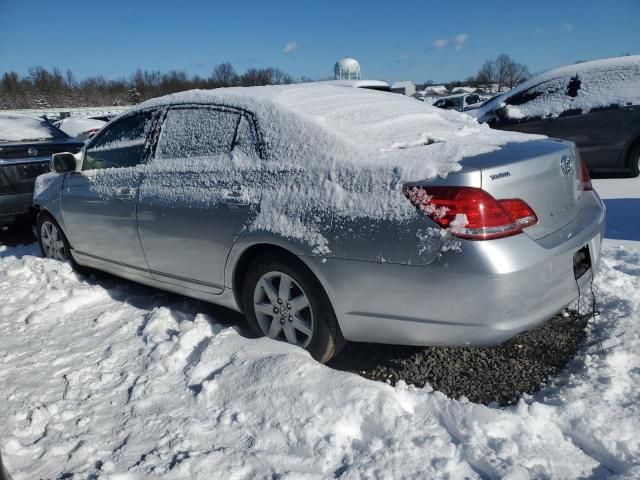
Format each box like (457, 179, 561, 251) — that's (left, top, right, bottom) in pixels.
(36, 212, 87, 273)
(241, 252, 345, 363)
(628, 143, 640, 178)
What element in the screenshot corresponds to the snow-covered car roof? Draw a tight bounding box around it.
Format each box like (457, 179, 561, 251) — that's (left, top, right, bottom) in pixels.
(315, 79, 391, 90)
(135, 83, 538, 182)
(474, 55, 640, 120)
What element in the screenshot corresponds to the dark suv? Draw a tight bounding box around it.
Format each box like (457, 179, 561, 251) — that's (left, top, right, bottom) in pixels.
(473, 56, 640, 176)
(0, 114, 83, 225)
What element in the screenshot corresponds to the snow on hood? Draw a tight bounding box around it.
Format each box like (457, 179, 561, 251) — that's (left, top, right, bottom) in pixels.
(130, 85, 542, 254)
(475, 55, 640, 121)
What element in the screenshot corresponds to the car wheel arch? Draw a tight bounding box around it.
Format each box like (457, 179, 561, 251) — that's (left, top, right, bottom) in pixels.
(230, 242, 336, 318)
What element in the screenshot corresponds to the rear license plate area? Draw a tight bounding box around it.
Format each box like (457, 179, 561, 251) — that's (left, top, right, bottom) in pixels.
(573, 245, 592, 280)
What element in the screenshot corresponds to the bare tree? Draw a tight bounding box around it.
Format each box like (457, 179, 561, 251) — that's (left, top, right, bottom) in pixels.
(477, 55, 529, 91)
(494, 54, 512, 91)
(504, 62, 530, 89)
(211, 62, 237, 87)
(0, 63, 300, 109)
(476, 60, 496, 86)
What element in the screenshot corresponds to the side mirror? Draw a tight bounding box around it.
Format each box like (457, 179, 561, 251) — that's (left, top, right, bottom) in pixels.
(50, 152, 77, 173)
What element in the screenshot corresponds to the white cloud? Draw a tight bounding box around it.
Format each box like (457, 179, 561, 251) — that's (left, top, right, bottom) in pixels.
(453, 33, 469, 50)
(562, 23, 574, 33)
(433, 39, 448, 48)
(283, 41, 299, 53)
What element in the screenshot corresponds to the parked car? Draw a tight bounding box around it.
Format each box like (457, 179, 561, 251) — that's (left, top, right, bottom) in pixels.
(54, 116, 107, 140)
(33, 84, 604, 362)
(432, 93, 484, 112)
(0, 114, 83, 226)
(472, 55, 640, 176)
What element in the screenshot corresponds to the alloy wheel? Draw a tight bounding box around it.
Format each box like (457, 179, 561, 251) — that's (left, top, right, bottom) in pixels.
(40, 221, 67, 261)
(253, 271, 314, 348)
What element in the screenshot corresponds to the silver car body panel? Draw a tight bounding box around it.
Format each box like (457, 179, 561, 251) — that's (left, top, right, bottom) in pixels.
(301, 191, 604, 346)
(61, 167, 148, 270)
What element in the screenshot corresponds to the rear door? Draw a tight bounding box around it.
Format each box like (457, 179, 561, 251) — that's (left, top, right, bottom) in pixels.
(60, 110, 158, 270)
(137, 105, 262, 292)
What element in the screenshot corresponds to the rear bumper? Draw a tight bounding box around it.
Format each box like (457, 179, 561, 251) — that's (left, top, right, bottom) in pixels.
(307, 191, 605, 346)
(0, 192, 32, 225)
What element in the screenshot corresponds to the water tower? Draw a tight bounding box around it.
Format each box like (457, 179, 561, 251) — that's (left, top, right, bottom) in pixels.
(334, 57, 361, 80)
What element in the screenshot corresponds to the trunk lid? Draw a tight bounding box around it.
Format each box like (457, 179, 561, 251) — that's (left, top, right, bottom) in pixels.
(0, 139, 83, 195)
(461, 139, 583, 240)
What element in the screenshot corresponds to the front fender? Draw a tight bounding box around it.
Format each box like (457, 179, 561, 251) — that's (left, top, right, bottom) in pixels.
(32, 172, 66, 230)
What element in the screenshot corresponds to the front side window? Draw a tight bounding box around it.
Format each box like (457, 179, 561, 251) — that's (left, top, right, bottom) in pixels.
(155, 107, 240, 160)
(83, 111, 155, 170)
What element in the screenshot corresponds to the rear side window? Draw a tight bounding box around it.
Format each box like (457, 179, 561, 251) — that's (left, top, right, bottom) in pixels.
(83, 110, 155, 170)
(155, 107, 240, 160)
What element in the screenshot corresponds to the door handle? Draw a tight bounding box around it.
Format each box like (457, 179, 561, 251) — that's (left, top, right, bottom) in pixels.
(115, 187, 136, 201)
(221, 191, 249, 207)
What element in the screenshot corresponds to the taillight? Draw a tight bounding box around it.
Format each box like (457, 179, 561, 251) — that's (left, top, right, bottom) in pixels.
(403, 186, 538, 240)
(580, 160, 593, 191)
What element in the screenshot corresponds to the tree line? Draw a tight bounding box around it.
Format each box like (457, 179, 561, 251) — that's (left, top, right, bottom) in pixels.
(1, 54, 532, 110)
(415, 54, 531, 93)
(0, 62, 298, 109)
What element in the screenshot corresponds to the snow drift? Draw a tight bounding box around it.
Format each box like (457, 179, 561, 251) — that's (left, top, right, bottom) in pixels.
(0, 241, 639, 478)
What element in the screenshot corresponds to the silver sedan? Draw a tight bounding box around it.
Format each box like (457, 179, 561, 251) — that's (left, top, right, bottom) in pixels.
(33, 84, 605, 362)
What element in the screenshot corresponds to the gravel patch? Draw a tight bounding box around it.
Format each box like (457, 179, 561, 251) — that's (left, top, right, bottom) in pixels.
(328, 311, 590, 405)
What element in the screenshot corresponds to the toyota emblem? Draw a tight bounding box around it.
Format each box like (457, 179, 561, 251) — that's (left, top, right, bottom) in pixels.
(560, 155, 572, 176)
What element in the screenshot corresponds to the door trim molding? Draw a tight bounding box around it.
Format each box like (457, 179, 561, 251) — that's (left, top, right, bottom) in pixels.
(73, 249, 224, 295)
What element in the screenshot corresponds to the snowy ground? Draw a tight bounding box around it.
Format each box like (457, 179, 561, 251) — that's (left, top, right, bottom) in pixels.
(0, 178, 639, 479)
(594, 175, 640, 250)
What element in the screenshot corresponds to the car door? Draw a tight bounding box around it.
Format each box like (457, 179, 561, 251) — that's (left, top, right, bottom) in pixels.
(60, 109, 158, 271)
(137, 105, 262, 293)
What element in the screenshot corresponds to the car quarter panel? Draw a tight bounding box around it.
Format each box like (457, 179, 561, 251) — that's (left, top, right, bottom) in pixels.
(300, 191, 605, 346)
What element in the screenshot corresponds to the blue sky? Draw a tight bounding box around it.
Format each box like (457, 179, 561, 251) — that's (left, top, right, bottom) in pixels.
(0, 0, 638, 83)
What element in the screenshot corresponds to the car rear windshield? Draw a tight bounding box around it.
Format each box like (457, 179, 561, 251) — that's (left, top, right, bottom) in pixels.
(0, 115, 68, 143)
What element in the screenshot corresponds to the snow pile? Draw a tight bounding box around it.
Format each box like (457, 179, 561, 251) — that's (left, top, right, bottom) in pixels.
(0, 242, 639, 478)
(476, 55, 640, 120)
(0, 114, 61, 142)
